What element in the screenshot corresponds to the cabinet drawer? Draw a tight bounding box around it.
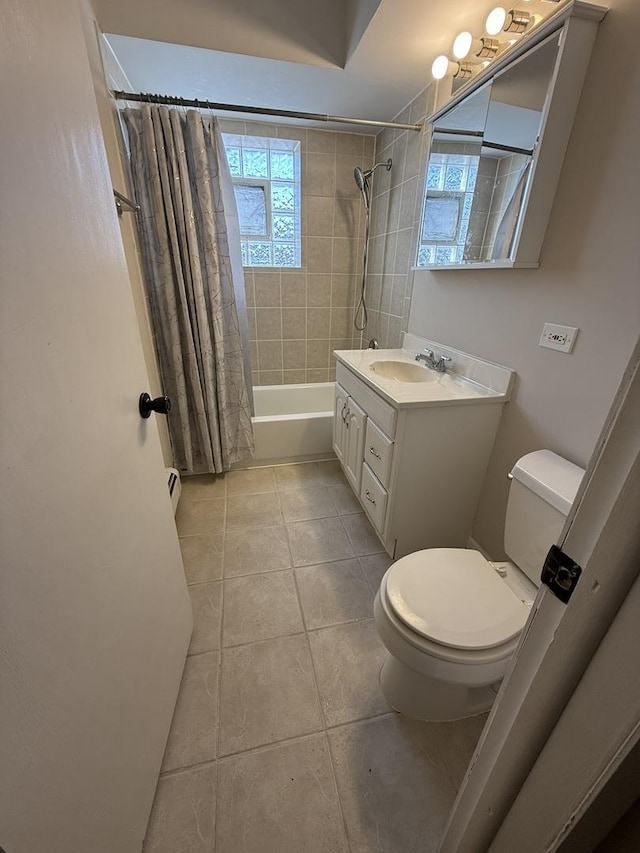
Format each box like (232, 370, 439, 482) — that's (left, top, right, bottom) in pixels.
(360, 463, 388, 535)
(364, 420, 394, 488)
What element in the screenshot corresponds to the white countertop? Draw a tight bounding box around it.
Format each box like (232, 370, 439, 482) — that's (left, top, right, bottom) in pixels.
(334, 341, 514, 409)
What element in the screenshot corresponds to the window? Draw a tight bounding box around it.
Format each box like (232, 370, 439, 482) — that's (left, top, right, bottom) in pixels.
(417, 152, 479, 266)
(222, 133, 302, 268)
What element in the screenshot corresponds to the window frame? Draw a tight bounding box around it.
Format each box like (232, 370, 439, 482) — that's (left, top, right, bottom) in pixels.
(222, 133, 302, 269)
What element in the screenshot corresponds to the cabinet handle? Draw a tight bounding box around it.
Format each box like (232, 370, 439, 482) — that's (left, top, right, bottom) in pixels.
(344, 407, 350, 428)
(369, 446, 381, 459)
(365, 490, 376, 506)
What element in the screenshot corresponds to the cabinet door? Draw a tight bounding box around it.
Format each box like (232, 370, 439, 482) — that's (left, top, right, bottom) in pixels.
(344, 396, 367, 492)
(333, 383, 349, 463)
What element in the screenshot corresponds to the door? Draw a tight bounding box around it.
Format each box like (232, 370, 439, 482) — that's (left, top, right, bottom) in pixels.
(0, 3, 192, 853)
(438, 335, 640, 853)
(333, 382, 349, 464)
(344, 396, 367, 492)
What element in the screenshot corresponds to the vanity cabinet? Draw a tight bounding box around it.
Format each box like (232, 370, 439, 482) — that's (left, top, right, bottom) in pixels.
(333, 353, 510, 560)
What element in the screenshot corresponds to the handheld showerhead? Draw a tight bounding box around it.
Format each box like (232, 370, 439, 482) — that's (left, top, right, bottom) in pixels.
(353, 158, 392, 209)
(353, 157, 393, 333)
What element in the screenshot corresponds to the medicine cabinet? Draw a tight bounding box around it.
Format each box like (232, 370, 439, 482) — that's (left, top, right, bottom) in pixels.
(416, 0, 607, 270)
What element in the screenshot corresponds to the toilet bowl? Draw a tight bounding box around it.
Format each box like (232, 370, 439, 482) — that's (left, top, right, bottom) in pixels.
(374, 450, 585, 721)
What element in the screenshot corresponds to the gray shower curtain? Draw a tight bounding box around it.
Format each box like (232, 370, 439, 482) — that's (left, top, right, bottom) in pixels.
(124, 105, 254, 474)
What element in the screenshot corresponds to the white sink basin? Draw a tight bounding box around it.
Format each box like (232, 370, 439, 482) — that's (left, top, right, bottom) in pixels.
(370, 360, 439, 383)
(334, 340, 515, 408)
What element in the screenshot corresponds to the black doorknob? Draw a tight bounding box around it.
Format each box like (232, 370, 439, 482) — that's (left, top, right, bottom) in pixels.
(139, 392, 172, 419)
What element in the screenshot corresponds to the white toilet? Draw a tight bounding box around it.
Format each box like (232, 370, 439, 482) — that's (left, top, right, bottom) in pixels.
(374, 450, 585, 721)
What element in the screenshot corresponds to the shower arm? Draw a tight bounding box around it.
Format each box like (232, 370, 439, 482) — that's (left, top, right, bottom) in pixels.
(364, 159, 393, 182)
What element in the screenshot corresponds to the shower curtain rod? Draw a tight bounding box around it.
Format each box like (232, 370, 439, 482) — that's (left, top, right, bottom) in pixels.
(112, 90, 423, 132)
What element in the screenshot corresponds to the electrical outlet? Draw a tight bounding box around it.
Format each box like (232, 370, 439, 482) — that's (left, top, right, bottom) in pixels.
(539, 323, 578, 353)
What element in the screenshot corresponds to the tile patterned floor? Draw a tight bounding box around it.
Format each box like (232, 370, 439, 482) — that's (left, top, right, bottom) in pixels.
(144, 460, 486, 853)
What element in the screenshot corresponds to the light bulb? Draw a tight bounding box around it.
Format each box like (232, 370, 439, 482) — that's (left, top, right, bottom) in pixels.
(486, 6, 507, 35)
(452, 31, 473, 60)
(431, 55, 453, 79)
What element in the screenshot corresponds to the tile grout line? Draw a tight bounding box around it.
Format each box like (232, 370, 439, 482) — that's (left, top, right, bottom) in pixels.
(185, 613, 380, 657)
(281, 469, 336, 774)
(356, 555, 389, 595)
(219, 709, 399, 763)
(219, 533, 367, 581)
(324, 727, 355, 853)
(339, 512, 384, 560)
(158, 757, 218, 780)
(159, 708, 401, 779)
(273, 479, 291, 570)
(291, 570, 330, 730)
(178, 494, 227, 504)
(292, 577, 329, 735)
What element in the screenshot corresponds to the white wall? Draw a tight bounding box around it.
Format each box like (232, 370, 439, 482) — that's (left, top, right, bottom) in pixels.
(408, 0, 640, 557)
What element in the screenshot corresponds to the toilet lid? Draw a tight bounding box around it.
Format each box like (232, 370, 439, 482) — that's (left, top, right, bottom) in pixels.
(386, 549, 530, 650)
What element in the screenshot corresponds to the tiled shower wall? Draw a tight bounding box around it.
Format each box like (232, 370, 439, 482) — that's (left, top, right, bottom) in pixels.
(364, 87, 431, 349)
(219, 119, 375, 385)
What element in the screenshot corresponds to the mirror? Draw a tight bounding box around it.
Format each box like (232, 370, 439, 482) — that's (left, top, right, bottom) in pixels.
(417, 32, 561, 268)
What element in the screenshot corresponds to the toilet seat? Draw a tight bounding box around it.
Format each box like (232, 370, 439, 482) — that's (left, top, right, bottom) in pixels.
(385, 549, 531, 651)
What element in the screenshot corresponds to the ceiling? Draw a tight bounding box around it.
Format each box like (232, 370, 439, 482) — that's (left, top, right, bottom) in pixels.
(100, 0, 493, 131)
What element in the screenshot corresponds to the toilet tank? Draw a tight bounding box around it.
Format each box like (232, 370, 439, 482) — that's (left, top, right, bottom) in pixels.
(504, 450, 585, 586)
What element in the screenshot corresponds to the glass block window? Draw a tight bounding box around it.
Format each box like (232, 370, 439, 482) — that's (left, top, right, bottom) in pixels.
(242, 148, 269, 178)
(417, 152, 480, 267)
(222, 133, 302, 268)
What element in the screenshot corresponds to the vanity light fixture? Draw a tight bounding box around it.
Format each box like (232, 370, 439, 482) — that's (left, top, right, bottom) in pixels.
(485, 6, 539, 35)
(431, 55, 476, 79)
(453, 31, 502, 60)
(431, 0, 559, 81)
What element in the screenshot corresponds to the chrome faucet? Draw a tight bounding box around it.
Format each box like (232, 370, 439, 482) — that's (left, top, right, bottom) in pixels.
(415, 348, 452, 372)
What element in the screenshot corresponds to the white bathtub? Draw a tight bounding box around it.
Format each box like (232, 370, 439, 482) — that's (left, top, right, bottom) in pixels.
(250, 382, 335, 463)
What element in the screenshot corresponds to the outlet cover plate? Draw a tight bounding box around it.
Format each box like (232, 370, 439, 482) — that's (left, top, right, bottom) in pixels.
(539, 323, 578, 353)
